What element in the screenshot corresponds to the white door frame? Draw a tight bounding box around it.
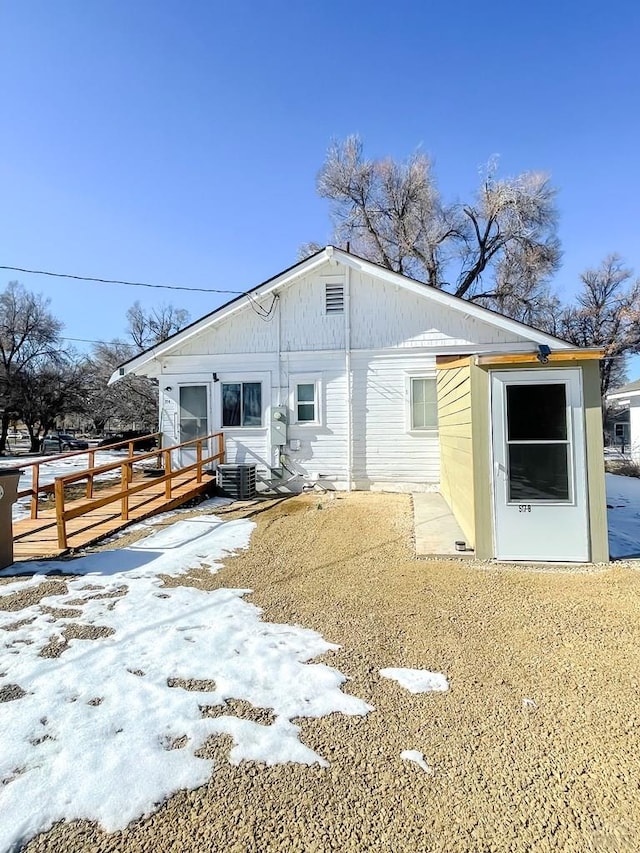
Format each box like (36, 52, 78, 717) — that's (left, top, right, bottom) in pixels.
(490, 368, 590, 562)
(176, 381, 212, 468)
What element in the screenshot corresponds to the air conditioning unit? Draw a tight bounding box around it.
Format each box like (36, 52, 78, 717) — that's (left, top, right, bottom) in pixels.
(216, 463, 257, 500)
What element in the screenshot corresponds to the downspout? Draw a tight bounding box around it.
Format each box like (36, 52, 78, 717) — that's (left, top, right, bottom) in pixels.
(345, 264, 353, 490)
(276, 293, 283, 471)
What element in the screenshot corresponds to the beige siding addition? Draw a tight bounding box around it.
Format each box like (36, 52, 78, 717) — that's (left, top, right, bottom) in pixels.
(437, 360, 475, 547)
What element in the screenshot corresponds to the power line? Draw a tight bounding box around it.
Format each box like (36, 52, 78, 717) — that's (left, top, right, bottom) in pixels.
(0, 265, 246, 295)
(1, 262, 279, 322)
(61, 336, 137, 348)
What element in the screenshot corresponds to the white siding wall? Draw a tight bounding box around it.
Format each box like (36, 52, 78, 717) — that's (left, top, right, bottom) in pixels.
(351, 352, 440, 488)
(154, 259, 537, 491)
(172, 262, 530, 359)
(349, 269, 528, 350)
(281, 353, 348, 481)
(172, 262, 345, 356)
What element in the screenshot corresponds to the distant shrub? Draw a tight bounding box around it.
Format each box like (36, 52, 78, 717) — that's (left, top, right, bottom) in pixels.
(605, 459, 640, 478)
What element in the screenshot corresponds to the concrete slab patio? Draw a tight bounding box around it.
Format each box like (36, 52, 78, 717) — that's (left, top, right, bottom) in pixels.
(412, 492, 474, 557)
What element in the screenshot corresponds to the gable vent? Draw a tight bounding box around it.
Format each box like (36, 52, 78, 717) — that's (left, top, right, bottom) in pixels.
(325, 281, 344, 314)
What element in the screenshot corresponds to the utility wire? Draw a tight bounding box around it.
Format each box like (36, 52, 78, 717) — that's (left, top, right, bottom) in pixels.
(1, 263, 280, 321)
(0, 265, 246, 294)
(61, 336, 138, 348)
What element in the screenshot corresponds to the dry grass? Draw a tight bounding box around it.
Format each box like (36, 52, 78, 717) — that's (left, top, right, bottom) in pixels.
(605, 458, 640, 478)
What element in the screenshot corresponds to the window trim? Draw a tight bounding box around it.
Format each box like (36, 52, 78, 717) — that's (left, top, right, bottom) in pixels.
(290, 375, 322, 426)
(406, 374, 438, 433)
(221, 380, 264, 429)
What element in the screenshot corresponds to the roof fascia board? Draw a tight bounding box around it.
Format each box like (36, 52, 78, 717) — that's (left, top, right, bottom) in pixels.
(111, 250, 332, 381)
(607, 389, 640, 400)
(335, 250, 573, 350)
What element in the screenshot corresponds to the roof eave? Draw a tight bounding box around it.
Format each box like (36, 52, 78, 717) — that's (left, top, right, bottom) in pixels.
(333, 249, 575, 350)
(110, 248, 334, 381)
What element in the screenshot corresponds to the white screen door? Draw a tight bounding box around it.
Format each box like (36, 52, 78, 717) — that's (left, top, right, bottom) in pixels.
(491, 369, 589, 562)
(179, 385, 209, 467)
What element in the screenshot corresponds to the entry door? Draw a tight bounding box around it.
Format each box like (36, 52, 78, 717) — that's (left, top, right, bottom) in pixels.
(491, 369, 589, 562)
(178, 385, 209, 467)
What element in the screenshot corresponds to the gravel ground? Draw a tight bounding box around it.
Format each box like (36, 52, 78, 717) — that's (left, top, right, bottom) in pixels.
(10, 491, 640, 852)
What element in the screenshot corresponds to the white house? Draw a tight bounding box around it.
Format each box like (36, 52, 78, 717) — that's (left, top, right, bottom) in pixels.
(112, 247, 608, 563)
(607, 378, 640, 459)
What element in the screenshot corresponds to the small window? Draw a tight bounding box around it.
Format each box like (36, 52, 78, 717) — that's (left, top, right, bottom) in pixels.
(222, 382, 262, 427)
(325, 282, 344, 314)
(296, 382, 317, 423)
(410, 378, 438, 430)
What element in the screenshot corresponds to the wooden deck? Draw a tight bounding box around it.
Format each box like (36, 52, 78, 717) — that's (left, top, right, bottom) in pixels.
(12, 471, 214, 560)
(9, 431, 225, 562)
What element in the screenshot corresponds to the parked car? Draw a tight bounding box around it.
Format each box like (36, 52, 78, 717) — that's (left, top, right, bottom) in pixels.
(97, 430, 157, 452)
(41, 433, 90, 453)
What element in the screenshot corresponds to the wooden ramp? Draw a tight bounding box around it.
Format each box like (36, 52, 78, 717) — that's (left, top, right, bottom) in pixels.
(10, 432, 225, 562)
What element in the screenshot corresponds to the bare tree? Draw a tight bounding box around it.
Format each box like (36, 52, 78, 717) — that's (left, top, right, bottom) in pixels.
(555, 255, 640, 399)
(314, 136, 561, 313)
(83, 303, 190, 435)
(85, 341, 157, 434)
(297, 242, 324, 261)
(14, 355, 89, 451)
(126, 302, 190, 350)
(0, 282, 63, 452)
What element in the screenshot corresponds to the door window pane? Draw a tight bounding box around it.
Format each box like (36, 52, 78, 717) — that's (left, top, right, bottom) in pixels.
(508, 444, 570, 501)
(507, 384, 567, 441)
(411, 378, 437, 429)
(179, 386, 208, 443)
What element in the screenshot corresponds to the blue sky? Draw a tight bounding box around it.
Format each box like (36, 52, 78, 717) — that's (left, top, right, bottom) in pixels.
(2, 0, 639, 362)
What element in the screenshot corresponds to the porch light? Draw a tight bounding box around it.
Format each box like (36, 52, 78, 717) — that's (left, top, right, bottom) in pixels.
(537, 345, 551, 364)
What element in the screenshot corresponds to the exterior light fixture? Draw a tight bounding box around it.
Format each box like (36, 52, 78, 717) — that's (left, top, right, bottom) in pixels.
(537, 345, 551, 364)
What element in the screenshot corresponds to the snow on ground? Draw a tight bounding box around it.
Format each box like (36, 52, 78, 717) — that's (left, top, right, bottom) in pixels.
(0, 451, 151, 522)
(100, 496, 234, 542)
(0, 515, 371, 853)
(379, 668, 449, 694)
(606, 473, 640, 559)
(400, 750, 433, 775)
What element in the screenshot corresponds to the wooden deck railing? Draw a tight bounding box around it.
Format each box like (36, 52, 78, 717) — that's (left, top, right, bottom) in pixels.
(53, 432, 225, 549)
(15, 433, 162, 520)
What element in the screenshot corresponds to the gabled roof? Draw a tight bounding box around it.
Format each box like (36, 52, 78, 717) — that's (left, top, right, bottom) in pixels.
(110, 246, 579, 382)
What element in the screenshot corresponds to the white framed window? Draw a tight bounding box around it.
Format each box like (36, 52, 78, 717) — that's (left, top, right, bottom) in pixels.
(290, 376, 322, 425)
(221, 381, 263, 427)
(408, 376, 438, 431)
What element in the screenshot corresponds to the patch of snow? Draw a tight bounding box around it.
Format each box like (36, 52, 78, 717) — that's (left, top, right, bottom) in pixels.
(400, 750, 433, 775)
(0, 514, 371, 852)
(101, 497, 234, 541)
(606, 473, 640, 559)
(379, 668, 449, 694)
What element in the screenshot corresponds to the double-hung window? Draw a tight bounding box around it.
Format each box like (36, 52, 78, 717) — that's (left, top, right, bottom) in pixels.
(409, 377, 438, 431)
(290, 377, 321, 425)
(295, 382, 317, 423)
(222, 382, 262, 427)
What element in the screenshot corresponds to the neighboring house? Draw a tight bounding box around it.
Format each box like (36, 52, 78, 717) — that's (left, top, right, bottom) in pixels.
(112, 246, 608, 563)
(607, 379, 640, 459)
(604, 406, 631, 452)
